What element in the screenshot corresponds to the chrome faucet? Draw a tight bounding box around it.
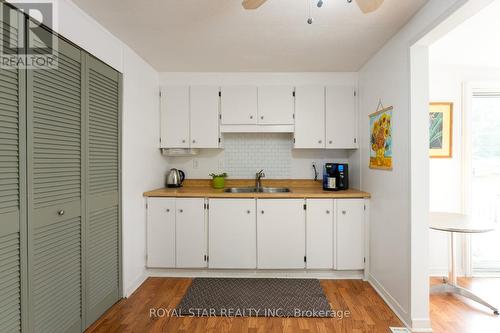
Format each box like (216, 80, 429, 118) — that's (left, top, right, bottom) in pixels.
(255, 170, 265, 190)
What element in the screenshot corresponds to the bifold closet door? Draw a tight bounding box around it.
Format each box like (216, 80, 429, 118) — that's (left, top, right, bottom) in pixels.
(84, 55, 121, 328)
(0, 4, 25, 332)
(27, 28, 83, 333)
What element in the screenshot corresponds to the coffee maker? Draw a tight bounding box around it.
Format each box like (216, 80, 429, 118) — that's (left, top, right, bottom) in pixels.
(323, 163, 349, 191)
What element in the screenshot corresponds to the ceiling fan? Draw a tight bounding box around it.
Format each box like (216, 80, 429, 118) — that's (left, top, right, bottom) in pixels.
(242, 0, 385, 14)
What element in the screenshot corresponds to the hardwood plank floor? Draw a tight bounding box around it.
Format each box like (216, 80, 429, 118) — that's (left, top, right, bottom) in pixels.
(85, 278, 403, 333)
(430, 277, 500, 333)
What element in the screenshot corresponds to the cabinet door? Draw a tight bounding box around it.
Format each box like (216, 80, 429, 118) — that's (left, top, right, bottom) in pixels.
(147, 198, 176, 268)
(160, 86, 189, 148)
(306, 200, 334, 269)
(326, 86, 357, 149)
(190, 86, 220, 148)
(175, 198, 206, 268)
(335, 199, 365, 270)
(208, 199, 256, 269)
(27, 33, 83, 333)
(294, 86, 325, 148)
(257, 199, 305, 269)
(85, 54, 122, 327)
(258, 86, 294, 125)
(220, 86, 258, 125)
(0, 6, 24, 331)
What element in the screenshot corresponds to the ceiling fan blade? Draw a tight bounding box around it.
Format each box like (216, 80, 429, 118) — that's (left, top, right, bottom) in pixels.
(242, 0, 268, 10)
(355, 0, 384, 13)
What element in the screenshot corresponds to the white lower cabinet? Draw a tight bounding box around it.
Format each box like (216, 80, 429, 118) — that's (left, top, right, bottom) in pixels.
(257, 199, 306, 269)
(175, 198, 207, 268)
(334, 199, 365, 270)
(208, 199, 257, 269)
(306, 199, 334, 269)
(147, 197, 366, 271)
(147, 198, 176, 268)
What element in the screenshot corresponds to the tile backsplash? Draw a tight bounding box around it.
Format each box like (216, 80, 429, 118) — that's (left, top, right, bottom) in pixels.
(165, 133, 352, 180)
(223, 133, 292, 178)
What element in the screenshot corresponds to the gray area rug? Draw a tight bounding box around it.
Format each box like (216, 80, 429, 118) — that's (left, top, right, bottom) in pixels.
(176, 278, 333, 318)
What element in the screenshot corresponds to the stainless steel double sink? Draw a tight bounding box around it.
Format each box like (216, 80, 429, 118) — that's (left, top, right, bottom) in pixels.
(223, 187, 290, 193)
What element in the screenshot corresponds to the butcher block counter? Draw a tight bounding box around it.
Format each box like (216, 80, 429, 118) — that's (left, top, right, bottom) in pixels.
(143, 179, 370, 199)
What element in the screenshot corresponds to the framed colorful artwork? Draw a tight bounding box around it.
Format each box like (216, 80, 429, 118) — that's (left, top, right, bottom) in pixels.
(429, 102, 453, 158)
(369, 106, 393, 170)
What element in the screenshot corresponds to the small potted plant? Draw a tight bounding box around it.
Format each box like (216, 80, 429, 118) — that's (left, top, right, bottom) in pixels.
(209, 172, 228, 189)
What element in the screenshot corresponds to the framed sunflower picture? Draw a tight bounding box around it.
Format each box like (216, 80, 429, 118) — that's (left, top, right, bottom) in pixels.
(369, 106, 393, 170)
(429, 102, 453, 158)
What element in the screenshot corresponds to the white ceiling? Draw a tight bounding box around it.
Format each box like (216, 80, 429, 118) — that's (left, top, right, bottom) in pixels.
(72, 0, 428, 72)
(430, 0, 500, 68)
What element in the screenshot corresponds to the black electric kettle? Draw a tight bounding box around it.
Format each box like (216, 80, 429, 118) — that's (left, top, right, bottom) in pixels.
(166, 168, 185, 188)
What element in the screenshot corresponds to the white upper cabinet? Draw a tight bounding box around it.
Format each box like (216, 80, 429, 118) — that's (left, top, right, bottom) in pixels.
(306, 199, 334, 269)
(257, 199, 306, 269)
(257, 86, 294, 125)
(175, 198, 207, 268)
(190, 86, 220, 148)
(220, 86, 258, 125)
(334, 199, 365, 270)
(294, 86, 326, 149)
(326, 86, 358, 149)
(160, 86, 190, 148)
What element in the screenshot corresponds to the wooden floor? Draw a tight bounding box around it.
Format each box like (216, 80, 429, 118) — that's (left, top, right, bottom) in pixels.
(430, 277, 500, 333)
(86, 278, 403, 333)
(86, 277, 500, 333)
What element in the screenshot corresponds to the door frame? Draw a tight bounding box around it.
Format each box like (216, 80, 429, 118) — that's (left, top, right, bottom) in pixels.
(462, 81, 500, 276)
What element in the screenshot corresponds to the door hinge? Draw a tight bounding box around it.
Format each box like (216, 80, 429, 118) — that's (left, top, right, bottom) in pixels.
(303, 203, 307, 210)
(304, 256, 307, 263)
(204, 255, 208, 262)
(219, 114, 222, 120)
(205, 203, 209, 210)
(146, 202, 148, 209)
(159, 90, 162, 97)
(364, 204, 366, 211)
(363, 257, 366, 263)
(293, 138, 296, 144)
(218, 138, 221, 143)
(293, 91, 296, 97)
(293, 114, 295, 119)
(219, 91, 221, 97)
(354, 90, 357, 97)
(354, 138, 357, 144)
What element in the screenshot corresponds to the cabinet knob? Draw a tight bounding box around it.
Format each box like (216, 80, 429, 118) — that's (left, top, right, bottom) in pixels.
(318, 140, 322, 144)
(250, 115, 254, 119)
(329, 140, 333, 144)
(342, 210, 346, 215)
(247, 210, 251, 214)
(179, 209, 183, 213)
(260, 116, 264, 120)
(326, 210, 330, 214)
(192, 140, 196, 143)
(182, 139, 186, 143)
(166, 209, 170, 213)
(57, 210, 65, 216)
(261, 210, 264, 214)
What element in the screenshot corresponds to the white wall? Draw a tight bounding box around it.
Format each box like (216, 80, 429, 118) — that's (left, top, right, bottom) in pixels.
(356, 0, 489, 331)
(53, 0, 165, 297)
(160, 72, 361, 186)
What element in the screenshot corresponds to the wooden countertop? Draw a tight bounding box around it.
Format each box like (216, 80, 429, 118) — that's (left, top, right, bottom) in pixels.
(143, 179, 371, 199)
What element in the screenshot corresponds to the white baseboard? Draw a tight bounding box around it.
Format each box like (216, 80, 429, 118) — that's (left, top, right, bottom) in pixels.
(367, 274, 411, 329)
(146, 268, 364, 280)
(124, 272, 148, 298)
(368, 274, 433, 333)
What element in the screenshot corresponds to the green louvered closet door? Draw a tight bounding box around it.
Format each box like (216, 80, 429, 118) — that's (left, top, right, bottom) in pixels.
(27, 26, 83, 333)
(0, 4, 25, 333)
(84, 54, 121, 328)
